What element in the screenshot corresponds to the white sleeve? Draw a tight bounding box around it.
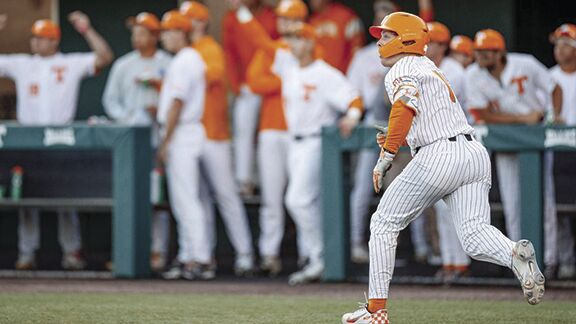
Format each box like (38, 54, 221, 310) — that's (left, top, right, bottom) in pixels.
(464, 69, 489, 110)
(387, 70, 420, 114)
(325, 70, 360, 112)
(102, 60, 129, 121)
(529, 56, 556, 94)
(0, 55, 26, 78)
(271, 49, 291, 79)
(66, 53, 97, 78)
(169, 52, 204, 103)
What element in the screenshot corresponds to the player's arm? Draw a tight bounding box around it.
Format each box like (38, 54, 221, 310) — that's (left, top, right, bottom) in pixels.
(157, 99, 184, 165)
(68, 11, 114, 72)
(200, 42, 226, 86)
(222, 13, 241, 94)
(469, 105, 543, 124)
(101, 62, 129, 121)
(339, 96, 364, 138)
(246, 50, 281, 96)
(551, 84, 563, 123)
(236, 5, 279, 56)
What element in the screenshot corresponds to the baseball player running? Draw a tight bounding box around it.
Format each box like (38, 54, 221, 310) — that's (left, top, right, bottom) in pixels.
(179, 1, 254, 277)
(549, 23, 576, 279)
(102, 12, 171, 273)
(235, 6, 363, 284)
(465, 29, 563, 277)
(342, 13, 545, 324)
(0, 12, 113, 270)
(425, 21, 471, 281)
(156, 11, 212, 280)
(245, 0, 309, 276)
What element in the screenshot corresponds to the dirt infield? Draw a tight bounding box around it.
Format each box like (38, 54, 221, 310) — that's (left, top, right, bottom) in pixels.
(1, 278, 576, 301)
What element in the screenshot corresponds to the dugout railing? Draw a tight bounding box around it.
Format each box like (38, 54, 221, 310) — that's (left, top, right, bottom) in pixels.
(0, 123, 151, 278)
(322, 124, 576, 282)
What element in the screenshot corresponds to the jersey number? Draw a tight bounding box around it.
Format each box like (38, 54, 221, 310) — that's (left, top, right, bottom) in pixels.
(432, 71, 456, 103)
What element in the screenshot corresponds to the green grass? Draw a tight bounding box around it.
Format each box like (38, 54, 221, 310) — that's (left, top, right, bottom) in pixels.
(0, 293, 574, 324)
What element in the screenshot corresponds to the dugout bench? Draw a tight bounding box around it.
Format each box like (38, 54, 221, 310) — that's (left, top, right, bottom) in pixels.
(0, 123, 151, 278)
(322, 124, 576, 282)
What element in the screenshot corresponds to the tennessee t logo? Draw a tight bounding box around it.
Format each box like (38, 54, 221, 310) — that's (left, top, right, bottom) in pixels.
(303, 84, 317, 102)
(510, 76, 528, 95)
(52, 66, 67, 83)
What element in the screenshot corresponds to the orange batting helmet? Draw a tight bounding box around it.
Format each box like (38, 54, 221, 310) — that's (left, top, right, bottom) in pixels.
(427, 22, 450, 44)
(180, 1, 210, 21)
(369, 12, 429, 58)
(31, 19, 61, 40)
(474, 29, 506, 51)
(450, 35, 473, 57)
(161, 10, 191, 32)
(275, 0, 308, 20)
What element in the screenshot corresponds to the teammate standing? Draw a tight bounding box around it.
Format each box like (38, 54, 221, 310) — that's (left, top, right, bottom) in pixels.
(179, 1, 255, 277)
(156, 11, 212, 280)
(223, 0, 278, 196)
(449, 35, 474, 68)
(549, 23, 576, 279)
(308, 0, 364, 72)
(0, 13, 113, 270)
(342, 13, 545, 323)
(102, 12, 171, 272)
(245, 0, 309, 276)
(425, 21, 471, 281)
(465, 29, 563, 276)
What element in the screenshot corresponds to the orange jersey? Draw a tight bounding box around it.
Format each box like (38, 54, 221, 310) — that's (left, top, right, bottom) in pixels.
(193, 36, 230, 141)
(222, 6, 278, 94)
(309, 3, 364, 73)
(247, 46, 287, 132)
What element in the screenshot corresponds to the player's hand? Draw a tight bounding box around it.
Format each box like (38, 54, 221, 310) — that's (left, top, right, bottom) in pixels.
(338, 116, 358, 138)
(0, 14, 7, 31)
(522, 111, 544, 124)
(68, 11, 91, 34)
(157, 142, 169, 166)
(146, 106, 158, 120)
(373, 152, 393, 193)
(374, 125, 388, 148)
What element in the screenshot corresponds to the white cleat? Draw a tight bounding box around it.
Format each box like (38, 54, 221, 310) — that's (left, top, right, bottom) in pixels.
(288, 260, 324, 286)
(342, 305, 389, 324)
(512, 239, 545, 305)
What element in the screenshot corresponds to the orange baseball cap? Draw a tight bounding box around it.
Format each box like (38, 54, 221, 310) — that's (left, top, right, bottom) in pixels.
(474, 29, 506, 51)
(161, 10, 191, 32)
(180, 1, 210, 21)
(275, 0, 308, 20)
(427, 22, 450, 44)
(128, 12, 161, 32)
(450, 35, 473, 57)
(31, 19, 61, 40)
(550, 23, 576, 44)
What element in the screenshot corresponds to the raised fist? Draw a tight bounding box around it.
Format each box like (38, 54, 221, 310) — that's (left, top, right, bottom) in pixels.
(68, 11, 91, 34)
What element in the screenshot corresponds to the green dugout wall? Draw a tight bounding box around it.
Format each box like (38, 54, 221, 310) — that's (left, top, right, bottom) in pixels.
(322, 125, 576, 282)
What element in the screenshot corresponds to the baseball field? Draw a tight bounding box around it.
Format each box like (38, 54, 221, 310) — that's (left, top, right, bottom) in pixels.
(1, 279, 575, 324)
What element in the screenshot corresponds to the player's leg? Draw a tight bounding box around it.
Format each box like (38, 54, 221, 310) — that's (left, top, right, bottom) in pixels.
(150, 210, 170, 272)
(285, 139, 324, 284)
(57, 209, 85, 270)
(543, 151, 558, 276)
(16, 208, 40, 270)
(495, 153, 521, 241)
(349, 148, 379, 263)
(233, 86, 262, 195)
(257, 130, 289, 275)
(202, 140, 255, 275)
(557, 216, 576, 279)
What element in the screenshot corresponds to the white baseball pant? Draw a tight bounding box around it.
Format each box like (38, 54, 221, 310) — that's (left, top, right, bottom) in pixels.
(285, 137, 323, 264)
(369, 136, 515, 298)
(435, 200, 470, 266)
(496, 152, 557, 266)
(165, 125, 211, 264)
(233, 85, 262, 186)
(18, 208, 82, 256)
(257, 130, 290, 258)
(151, 210, 170, 256)
(200, 139, 254, 256)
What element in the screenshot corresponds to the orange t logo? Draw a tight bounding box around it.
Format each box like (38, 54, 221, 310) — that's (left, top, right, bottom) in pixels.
(52, 66, 67, 83)
(510, 76, 528, 95)
(29, 83, 39, 96)
(303, 84, 317, 102)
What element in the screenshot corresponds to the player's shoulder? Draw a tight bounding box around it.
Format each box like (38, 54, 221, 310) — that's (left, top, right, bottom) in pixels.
(507, 52, 541, 66)
(113, 51, 138, 66)
(174, 48, 203, 65)
(549, 64, 561, 74)
(441, 57, 465, 74)
(0, 53, 32, 63)
(464, 62, 483, 78)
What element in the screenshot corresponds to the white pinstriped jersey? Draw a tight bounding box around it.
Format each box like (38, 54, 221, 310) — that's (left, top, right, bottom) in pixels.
(384, 55, 473, 150)
(465, 53, 556, 115)
(550, 66, 576, 126)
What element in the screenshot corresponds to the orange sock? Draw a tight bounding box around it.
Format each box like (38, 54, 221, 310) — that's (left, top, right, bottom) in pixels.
(368, 299, 387, 313)
(454, 265, 469, 273)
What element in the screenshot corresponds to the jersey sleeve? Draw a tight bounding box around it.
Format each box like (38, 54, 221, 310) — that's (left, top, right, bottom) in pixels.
(528, 55, 556, 94)
(169, 52, 205, 103)
(325, 69, 361, 112)
(246, 49, 281, 96)
(66, 53, 97, 78)
(271, 49, 292, 79)
(386, 70, 421, 114)
(0, 54, 26, 78)
(222, 13, 241, 93)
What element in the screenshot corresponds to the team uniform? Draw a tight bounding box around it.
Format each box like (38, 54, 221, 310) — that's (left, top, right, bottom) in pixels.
(550, 64, 576, 278)
(465, 53, 558, 269)
(246, 46, 291, 267)
(272, 48, 362, 283)
(157, 47, 211, 266)
(192, 35, 254, 273)
(309, 2, 364, 72)
(222, 6, 278, 191)
(0, 52, 97, 269)
(102, 49, 172, 269)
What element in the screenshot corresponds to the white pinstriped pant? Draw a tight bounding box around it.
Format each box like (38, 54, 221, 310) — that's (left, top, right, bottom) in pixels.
(369, 136, 515, 298)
